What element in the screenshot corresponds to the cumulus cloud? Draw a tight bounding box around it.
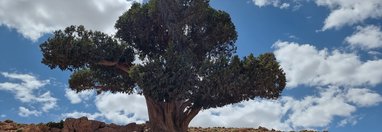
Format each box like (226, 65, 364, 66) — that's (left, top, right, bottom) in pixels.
(63, 92, 147, 125)
(345, 25, 382, 50)
(273, 41, 382, 88)
(271, 40, 382, 128)
(346, 88, 382, 107)
(65, 88, 95, 104)
(315, 0, 382, 30)
(191, 86, 382, 130)
(252, 0, 291, 9)
(36, 91, 58, 112)
(0, 0, 142, 41)
(19, 107, 41, 117)
(284, 86, 356, 128)
(62, 111, 102, 120)
(95, 92, 147, 124)
(191, 99, 291, 130)
(0, 72, 57, 116)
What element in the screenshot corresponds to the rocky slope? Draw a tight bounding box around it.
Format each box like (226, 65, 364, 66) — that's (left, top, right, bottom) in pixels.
(0, 117, 318, 132)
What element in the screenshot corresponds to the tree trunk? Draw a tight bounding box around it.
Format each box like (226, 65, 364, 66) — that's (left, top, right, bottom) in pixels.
(144, 96, 201, 132)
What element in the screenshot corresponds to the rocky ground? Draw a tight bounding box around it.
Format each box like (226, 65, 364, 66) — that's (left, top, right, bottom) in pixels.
(0, 117, 319, 132)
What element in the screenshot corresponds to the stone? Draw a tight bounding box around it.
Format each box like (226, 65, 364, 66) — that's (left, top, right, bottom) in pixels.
(62, 117, 112, 132)
(50, 127, 62, 132)
(0, 121, 17, 131)
(125, 123, 144, 132)
(97, 127, 116, 132)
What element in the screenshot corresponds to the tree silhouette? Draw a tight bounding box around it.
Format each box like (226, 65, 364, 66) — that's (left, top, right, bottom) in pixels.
(40, 0, 286, 131)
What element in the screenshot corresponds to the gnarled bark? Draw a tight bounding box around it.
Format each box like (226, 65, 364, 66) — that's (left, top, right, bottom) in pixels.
(145, 96, 201, 132)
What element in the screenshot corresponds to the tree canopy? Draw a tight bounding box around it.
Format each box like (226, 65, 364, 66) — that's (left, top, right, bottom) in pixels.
(40, 0, 286, 131)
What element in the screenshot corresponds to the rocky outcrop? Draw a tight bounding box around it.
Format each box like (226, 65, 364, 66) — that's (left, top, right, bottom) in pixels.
(0, 119, 53, 132)
(62, 117, 104, 132)
(0, 120, 18, 131)
(62, 117, 146, 132)
(0, 117, 146, 132)
(0, 117, 320, 132)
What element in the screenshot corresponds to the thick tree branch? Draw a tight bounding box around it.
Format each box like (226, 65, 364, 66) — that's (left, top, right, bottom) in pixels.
(115, 64, 130, 73)
(94, 86, 112, 91)
(180, 100, 192, 113)
(97, 60, 130, 73)
(97, 60, 118, 66)
(182, 107, 201, 128)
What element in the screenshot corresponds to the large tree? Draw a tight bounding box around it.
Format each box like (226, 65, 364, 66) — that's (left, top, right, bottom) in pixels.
(40, 0, 286, 131)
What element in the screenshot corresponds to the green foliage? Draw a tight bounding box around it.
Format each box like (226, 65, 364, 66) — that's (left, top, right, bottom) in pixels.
(40, 0, 286, 110)
(41, 25, 135, 93)
(40, 25, 134, 71)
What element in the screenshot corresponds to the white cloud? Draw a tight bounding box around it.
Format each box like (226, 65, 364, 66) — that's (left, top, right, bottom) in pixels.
(94, 92, 147, 124)
(345, 25, 382, 50)
(337, 115, 361, 127)
(271, 41, 382, 128)
(191, 99, 291, 130)
(285, 86, 356, 128)
(288, 35, 299, 40)
(315, 0, 382, 30)
(0, 114, 6, 118)
(0, 0, 142, 41)
(65, 88, 95, 104)
(273, 41, 382, 88)
(63, 92, 147, 125)
(346, 88, 382, 107)
(0, 72, 57, 115)
(19, 107, 41, 117)
(253, 0, 273, 7)
(368, 51, 382, 56)
(62, 111, 102, 120)
(252, 0, 291, 9)
(37, 91, 58, 112)
(191, 86, 382, 130)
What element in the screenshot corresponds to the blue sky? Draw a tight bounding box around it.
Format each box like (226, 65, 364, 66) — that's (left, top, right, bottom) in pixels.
(1, 0, 382, 131)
